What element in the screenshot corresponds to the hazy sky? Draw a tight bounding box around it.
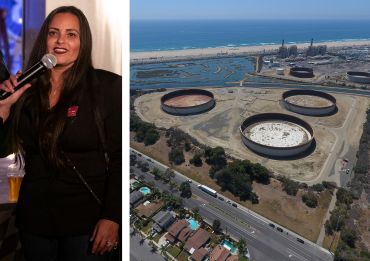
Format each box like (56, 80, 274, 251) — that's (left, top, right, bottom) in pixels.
(131, 0, 370, 20)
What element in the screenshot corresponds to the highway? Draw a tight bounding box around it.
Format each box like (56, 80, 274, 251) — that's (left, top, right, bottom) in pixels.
(130, 148, 333, 261)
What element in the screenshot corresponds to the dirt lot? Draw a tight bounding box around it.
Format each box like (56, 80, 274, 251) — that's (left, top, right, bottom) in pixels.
(134, 87, 369, 183)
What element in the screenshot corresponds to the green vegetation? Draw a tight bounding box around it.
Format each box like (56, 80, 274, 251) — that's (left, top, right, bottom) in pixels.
(169, 148, 185, 165)
(278, 176, 300, 196)
(205, 146, 227, 171)
(310, 183, 325, 192)
(336, 188, 353, 206)
(212, 219, 221, 234)
(340, 229, 358, 248)
(131, 113, 160, 146)
(212, 159, 267, 203)
(167, 245, 182, 258)
(179, 181, 192, 198)
(302, 192, 318, 208)
(189, 153, 203, 167)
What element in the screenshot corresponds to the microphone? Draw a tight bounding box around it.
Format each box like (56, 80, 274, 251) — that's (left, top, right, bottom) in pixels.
(0, 54, 57, 100)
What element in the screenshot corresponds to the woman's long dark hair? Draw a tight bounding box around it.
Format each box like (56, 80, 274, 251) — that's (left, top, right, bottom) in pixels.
(9, 6, 93, 168)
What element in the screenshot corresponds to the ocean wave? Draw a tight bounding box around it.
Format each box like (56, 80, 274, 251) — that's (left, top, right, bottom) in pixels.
(259, 42, 277, 45)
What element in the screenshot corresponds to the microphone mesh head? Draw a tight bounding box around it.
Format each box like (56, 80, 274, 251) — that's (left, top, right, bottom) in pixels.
(42, 54, 57, 69)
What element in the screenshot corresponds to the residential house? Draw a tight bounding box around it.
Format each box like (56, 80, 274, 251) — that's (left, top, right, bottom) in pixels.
(165, 219, 189, 243)
(130, 190, 144, 207)
(210, 245, 230, 261)
(184, 228, 210, 255)
(152, 211, 175, 233)
(191, 247, 208, 261)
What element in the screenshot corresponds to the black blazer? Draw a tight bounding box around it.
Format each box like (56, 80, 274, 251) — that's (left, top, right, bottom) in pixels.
(0, 68, 122, 236)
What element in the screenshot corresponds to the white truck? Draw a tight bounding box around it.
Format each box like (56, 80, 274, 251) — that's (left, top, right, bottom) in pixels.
(197, 184, 217, 197)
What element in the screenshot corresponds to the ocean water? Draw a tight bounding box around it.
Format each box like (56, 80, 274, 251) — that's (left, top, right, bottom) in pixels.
(130, 20, 370, 52)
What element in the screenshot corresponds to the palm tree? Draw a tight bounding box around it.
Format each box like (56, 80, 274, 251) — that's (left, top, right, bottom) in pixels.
(169, 181, 177, 191)
(159, 244, 167, 255)
(237, 238, 246, 254)
(149, 241, 157, 253)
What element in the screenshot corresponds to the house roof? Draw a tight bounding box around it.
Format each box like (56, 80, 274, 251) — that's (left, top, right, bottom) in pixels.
(226, 255, 238, 261)
(191, 247, 208, 261)
(178, 227, 192, 243)
(130, 191, 144, 205)
(152, 211, 175, 228)
(167, 219, 188, 238)
(165, 233, 176, 243)
(210, 245, 230, 261)
(184, 228, 210, 252)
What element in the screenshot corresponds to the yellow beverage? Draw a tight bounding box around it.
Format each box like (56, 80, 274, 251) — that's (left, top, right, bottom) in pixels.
(7, 174, 23, 202)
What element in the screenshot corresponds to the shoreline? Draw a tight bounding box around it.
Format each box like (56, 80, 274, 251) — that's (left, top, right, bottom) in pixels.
(130, 40, 370, 63)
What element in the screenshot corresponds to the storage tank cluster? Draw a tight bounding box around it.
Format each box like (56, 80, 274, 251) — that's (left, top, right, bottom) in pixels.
(346, 71, 370, 84)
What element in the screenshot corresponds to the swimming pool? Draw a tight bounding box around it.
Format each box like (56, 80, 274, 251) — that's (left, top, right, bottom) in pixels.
(222, 239, 237, 254)
(187, 218, 200, 230)
(139, 186, 151, 195)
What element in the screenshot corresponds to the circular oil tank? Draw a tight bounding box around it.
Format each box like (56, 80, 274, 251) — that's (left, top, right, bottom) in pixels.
(161, 89, 215, 115)
(282, 89, 336, 116)
(346, 71, 370, 84)
(240, 113, 314, 158)
(290, 67, 314, 78)
(276, 68, 285, 75)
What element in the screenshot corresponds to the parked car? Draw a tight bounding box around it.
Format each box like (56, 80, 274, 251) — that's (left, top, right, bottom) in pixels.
(277, 227, 283, 232)
(226, 200, 232, 204)
(218, 196, 224, 201)
(269, 223, 275, 228)
(187, 179, 192, 183)
(297, 238, 304, 244)
(232, 203, 237, 208)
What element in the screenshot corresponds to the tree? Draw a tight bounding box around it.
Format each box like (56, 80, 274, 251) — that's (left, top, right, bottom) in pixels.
(179, 182, 192, 198)
(149, 241, 157, 253)
(190, 153, 203, 167)
(152, 168, 161, 180)
(144, 128, 160, 146)
(302, 192, 318, 208)
(169, 181, 177, 191)
(140, 162, 149, 172)
(212, 219, 221, 234)
(184, 142, 191, 151)
(168, 148, 185, 165)
(252, 163, 271, 184)
(336, 188, 353, 206)
(324, 220, 333, 235)
(341, 229, 358, 248)
(281, 177, 300, 196)
(310, 183, 325, 192)
(205, 146, 227, 170)
(237, 238, 247, 255)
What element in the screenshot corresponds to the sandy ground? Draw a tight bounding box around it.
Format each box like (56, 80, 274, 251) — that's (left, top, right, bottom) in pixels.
(285, 96, 333, 107)
(134, 87, 369, 183)
(131, 40, 370, 62)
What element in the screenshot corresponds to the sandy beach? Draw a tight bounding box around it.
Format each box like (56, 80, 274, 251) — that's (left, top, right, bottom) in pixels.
(130, 40, 370, 63)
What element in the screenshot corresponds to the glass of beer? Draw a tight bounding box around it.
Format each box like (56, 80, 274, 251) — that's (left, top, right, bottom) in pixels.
(7, 166, 24, 203)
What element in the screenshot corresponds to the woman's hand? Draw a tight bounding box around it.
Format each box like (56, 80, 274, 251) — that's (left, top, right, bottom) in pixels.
(0, 71, 31, 122)
(90, 219, 119, 255)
